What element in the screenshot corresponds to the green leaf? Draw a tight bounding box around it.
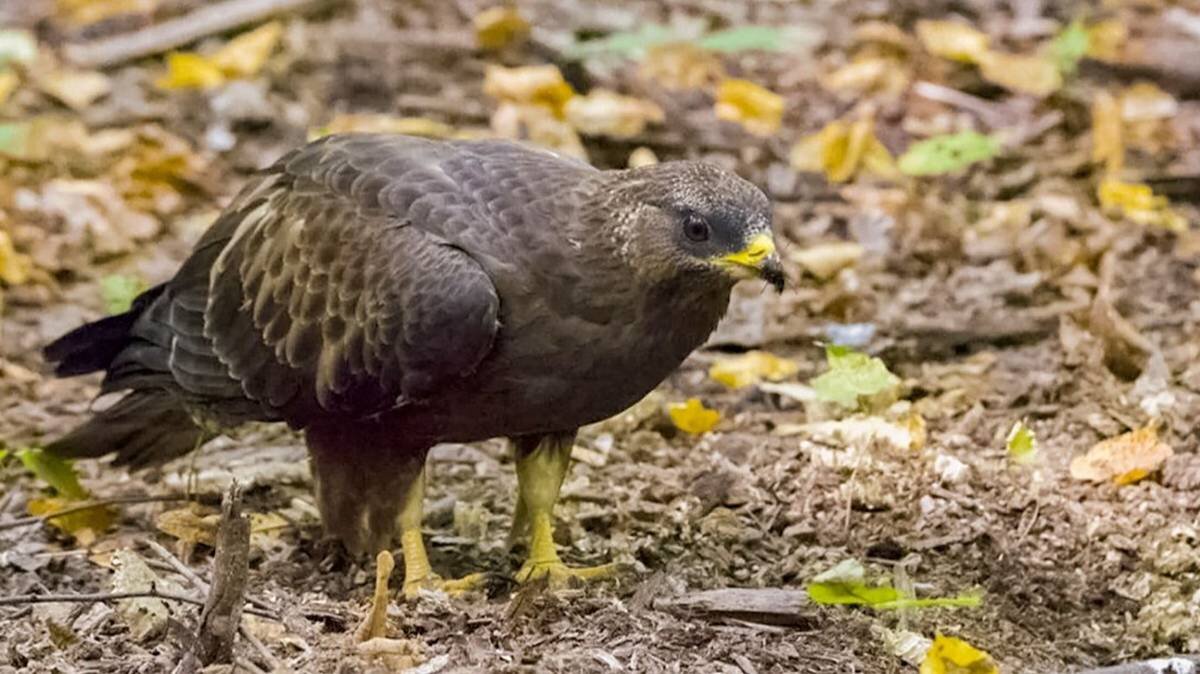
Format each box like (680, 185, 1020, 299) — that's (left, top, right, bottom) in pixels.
(698, 26, 786, 53)
(807, 581, 901, 606)
(1050, 19, 1089, 76)
(810, 345, 900, 408)
(18, 448, 88, 500)
(0, 121, 30, 156)
(874, 591, 984, 610)
(1006, 420, 1039, 465)
(563, 24, 680, 59)
(0, 30, 37, 67)
(100, 274, 146, 315)
(898, 130, 1001, 176)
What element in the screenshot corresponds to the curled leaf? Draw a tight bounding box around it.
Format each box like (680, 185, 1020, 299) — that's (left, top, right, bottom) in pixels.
(714, 79, 783, 136)
(1006, 420, 1038, 466)
(791, 116, 897, 183)
(1070, 425, 1173, 485)
(668, 398, 720, 435)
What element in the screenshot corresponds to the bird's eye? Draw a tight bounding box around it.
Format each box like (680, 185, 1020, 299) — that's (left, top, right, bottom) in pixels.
(683, 213, 710, 242)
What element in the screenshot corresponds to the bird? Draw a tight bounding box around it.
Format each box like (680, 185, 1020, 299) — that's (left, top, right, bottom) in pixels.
(42, 133, 784, 595)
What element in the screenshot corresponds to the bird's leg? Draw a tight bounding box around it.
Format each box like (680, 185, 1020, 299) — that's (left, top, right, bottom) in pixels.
(398, 466, 485, 599)
(513, 433, 617, 586)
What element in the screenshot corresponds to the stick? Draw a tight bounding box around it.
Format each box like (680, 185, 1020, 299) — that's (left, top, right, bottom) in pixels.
(0, 494, 205, 531)
(653, 589, 818, 628)
(144, 539, 210, 590)
(63, 0, 331, 68)
(195, 483, 251, 665)
(0, 591, 275, 620)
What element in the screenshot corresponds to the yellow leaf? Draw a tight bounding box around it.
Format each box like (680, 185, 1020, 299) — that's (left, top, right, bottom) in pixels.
(977, 50, 1062, 97)
(714, 79, 784, 136)
(1006, 420, 1039, 466)
(709, 350, 800, 389)
(1086, 19, 1127, 62)
(483, 64, 575, 117)
(155, 505, 219, 547)
(822, 56, 910, 95)
(1098, 179, 1187, 232)
(640, 42, 725, 90)
(28, 497, 116, 543)
(210, 21, 283, 78)
(668, 398, 721, 435)
(0, 228, 33, 285)
(156, 52, 225, 90)
(792, 115, 895, 183)
(1070, 425, 1174, 485)
(37, 69, 111, 110)
(474, 7, 529, 50)
(0, 68, 19, 107)
(1091, 90, 1123, 175)
(915, 20, 990, 63)
(564, 88, 664, 139)
(790, 241, 864, 280)
(920, 634, 999, 674)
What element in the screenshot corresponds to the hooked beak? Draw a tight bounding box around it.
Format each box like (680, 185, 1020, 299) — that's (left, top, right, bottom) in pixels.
(715, 232, 786, 292)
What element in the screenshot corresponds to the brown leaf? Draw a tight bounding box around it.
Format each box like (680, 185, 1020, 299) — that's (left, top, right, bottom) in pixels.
(1070, 426, 1173, 485)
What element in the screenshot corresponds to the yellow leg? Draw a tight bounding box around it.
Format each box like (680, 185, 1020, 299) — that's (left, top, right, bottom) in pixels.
(399, 467, 485, 599)
(513, 434, 617, 586)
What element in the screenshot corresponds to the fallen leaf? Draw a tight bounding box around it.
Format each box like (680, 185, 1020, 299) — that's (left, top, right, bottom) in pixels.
(708, 350, 799, 389)
(18, 448, 87, 500)
(1091, 90, 1123, 175)
(56, 0, 158, 27)
(36, 69, 111, 111)
(915, 20, 990, 63)
(810, 345, 900, 409)
(490, 102, 586, 159)
(210, 21, 283, 78)
(1006, 420, 1038, 465)
(822, 56, 910, 95)
(920, 634, 999, 674)
(807, 560, 982, 610)
(790, 241, 865, 279)
(156, 505, 219, 547)
(1050, 19, 1089, 75)
(791, 116, 897, 183)
(779, 415, 924, 452)
(111, 550, 174, 641)
(156, 52, 225, 90)
(0, 68, 18, 106)
(357, 638, 425, 671)
(100, 274, 146, 314)
(898, 130, 1001, 176)
(483, 64, 575, 117)
(1098, 179, 1186, 232)
(27, 497, 115, 543)
(0, 229, 33, 285)
(1086, 19, 1127, 62)
(1070, 426, 1173, 485)
(564, 88, 664, 139)
(668, 398, 720, 435)
(639, 42, 725, 89)
(876, 626, 933, 668)
(474, 7, 529, 50)
(714, 78, 784, 136)
(977, 50, 1062, 97)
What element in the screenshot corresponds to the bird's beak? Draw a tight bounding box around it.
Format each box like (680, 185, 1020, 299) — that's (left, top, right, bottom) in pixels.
(716, 233, 786, 292)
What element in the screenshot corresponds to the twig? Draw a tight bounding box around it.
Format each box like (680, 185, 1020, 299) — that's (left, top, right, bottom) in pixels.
(0, 591, 276, 620)
(63, 0, 332, 68)
(239, 623, 280, 672)
(195, 483, 251, 665)
(144, 539, 209, 591)
(0, 494, 204, 531)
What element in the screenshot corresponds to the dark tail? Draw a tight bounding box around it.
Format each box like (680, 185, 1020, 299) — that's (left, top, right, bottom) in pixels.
(43, 283, 204, 468)
(45, 390, 205, 469)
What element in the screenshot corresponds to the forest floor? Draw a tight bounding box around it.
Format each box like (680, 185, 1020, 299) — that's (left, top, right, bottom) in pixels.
(2, 0, 1200, 672)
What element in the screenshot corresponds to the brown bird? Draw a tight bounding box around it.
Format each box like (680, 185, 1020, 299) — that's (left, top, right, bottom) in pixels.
(44, 134, 783, 594)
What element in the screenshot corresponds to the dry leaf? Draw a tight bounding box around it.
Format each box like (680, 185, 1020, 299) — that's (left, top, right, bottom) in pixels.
(36, 68, 111, 110)
(823, 56, 910, 95)
(920, 634, 999, 674)
(19, 180, 161, 260)
(709, 350, 799, 389)
(915, 20, 990, 63)
(779, 415, 925, 452)
(27, 497, 115, 544)
(640, 42, 725, 89)
(564, 89, 664, 139)
(0, 228, 33, 285)
(977, 50, 1062, 97)
(483, 64, 575, 117)
(111, 550, 175, 641)
(490, 102, 586, 159)
(1091, 90, 1123, 175)
(791, 116, 897, 183)
(1120, 82, 1177, 122)
(156, 505, 219, 547)
(56, 0, 157, 26)
(1098, 179, 1186, 232)
(1070, 426, 1173, 485)
(156, 52, 225, 90)
(1086, 19, 1127, 61)
(210, 21, 283, 78)
(0, 68, 18, 106)
(474, 7, 529, 50)
(714, 79, 784, 136)
(668, 398, 720, 435)
(790, 241, 865, 280)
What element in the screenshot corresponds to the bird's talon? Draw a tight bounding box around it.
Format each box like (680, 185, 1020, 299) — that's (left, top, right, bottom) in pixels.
(402, 571, 487, 599)
(514, 560, 618, 587)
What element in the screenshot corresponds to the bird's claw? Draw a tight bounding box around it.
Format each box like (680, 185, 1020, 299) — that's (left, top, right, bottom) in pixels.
(514, 560, 618, 588)
(402, 571, 487, 599)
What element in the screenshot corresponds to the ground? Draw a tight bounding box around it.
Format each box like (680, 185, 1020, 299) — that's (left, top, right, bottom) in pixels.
(2, 0, 1200, 672)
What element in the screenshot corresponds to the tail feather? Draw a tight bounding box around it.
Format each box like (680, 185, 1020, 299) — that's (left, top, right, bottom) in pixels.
(46, 391, 204, 469)
(43, 284, 167, 378)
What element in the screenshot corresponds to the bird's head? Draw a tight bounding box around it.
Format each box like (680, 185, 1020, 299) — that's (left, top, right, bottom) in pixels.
(596, 161, 784, 292)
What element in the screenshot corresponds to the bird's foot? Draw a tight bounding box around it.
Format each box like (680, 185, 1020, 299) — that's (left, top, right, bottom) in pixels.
(402, 571, 487, 599)
(514, 560, 618, 588)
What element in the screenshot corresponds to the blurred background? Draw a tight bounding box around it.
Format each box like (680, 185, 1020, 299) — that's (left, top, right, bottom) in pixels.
(2, 1, 1200, 672)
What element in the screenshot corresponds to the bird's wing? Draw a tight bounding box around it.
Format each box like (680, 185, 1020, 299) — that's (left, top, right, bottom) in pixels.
(166, 135, 501, 421)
